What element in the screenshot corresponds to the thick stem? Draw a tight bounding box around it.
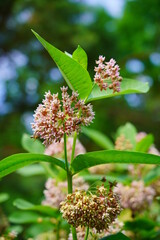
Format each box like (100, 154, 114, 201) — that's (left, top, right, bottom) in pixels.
(71, 131, 77, 163)
(64, 134, 77, 240)
(84, 226, 89, 240)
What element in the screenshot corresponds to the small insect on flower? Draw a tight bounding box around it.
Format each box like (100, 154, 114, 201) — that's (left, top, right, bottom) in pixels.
(31, 87, 94, 145)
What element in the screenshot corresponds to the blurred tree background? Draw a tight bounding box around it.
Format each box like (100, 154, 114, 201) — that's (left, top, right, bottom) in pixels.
(0, 0, 160, 236)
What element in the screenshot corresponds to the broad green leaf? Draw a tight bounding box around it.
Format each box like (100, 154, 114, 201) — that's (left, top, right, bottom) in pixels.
(0, 193, 9, 203)
(21, 133, 45, 154)
(116, 122, 137, 149)
(72, 45, 88, 69)
(144, 166, 160, 184)
(100, 232, 130, 240)
(82, 127, 114, 150)
(32, 30, 92, 99)
(71, 150, 160, 174)
(17, 164, 45, 176)
(86, 78, 149, 102)
(9, 211, 46, 224)
(136, 134, 154, 152)
(82, 174, 132, 184)
(14, 199, 59, 217)
(0, 153, 65, 178)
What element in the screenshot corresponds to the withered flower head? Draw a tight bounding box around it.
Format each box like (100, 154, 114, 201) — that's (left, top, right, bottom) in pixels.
(60, 183, 121, 232)
(94, 56, 122, 93)
(31, 86, 94, 145)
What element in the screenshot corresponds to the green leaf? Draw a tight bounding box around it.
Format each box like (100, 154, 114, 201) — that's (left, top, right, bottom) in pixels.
(124, 218, 157, 231)
(14, 199, 59, 217)
(82, 174, 131, 184)
(21, 133, 45, 154)
(0, 193, 9, 203)
(136, 134, 154, 152)
(116, 122, 137, 149)
(72, 45, 88, 69)
(71, 150, 160, 174)
(100, 232, 130, 240)
(0, 153, 66, 178)
(86, 78, 149, 102)
(82, 127, 114, 150)
(144, 165, 160, 184)
(9, 211, 44, 224)
(17, 164, 45, 176)
(32, 30, 92, 99)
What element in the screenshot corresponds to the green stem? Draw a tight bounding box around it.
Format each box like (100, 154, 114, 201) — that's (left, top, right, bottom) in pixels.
(56, 220, 60, 240)
(84, 226, 89, 240)
(71, 132, 77, 163)
(64, 134, 77, 240)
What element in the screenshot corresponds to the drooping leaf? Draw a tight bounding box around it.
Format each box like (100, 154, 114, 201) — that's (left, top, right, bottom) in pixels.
(71, 150, 160, 174)
(136, 134, 154, 152)
(82, 127, 114, 150)
(14, 199, 59, 217)
(72, 45, 88, 69)
(9, 211, 45, 224)
(144, 165, 160, 184)
(21, 133, 45, 154)
(116, 122, 137, 149)
(0, 193, 9, 203)
(0, 153, 66, 178)
(32, 30, 92, 99)
(86, 78, 149, 102)
(100, 232, 130, 240)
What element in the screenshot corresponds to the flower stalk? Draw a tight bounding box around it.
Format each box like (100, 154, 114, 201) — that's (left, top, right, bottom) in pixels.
(84, 226, 89, 240)
(64, 133, 77, 240)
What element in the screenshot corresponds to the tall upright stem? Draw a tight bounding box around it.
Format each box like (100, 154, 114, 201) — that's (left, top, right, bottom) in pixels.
(84, 226, 89, 240)
(64, 133, 77, 240)
(71, 131, 77, 163)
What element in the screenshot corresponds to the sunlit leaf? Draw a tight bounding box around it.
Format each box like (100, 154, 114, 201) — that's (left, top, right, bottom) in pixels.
(86, 78, 149, 102)
(136, 134, 154, 152)
(72, 45, 88, 69)
(0, 153, 66, 178)
(71, 150, 160, 174)
(32, 30, 92, 99)
(9, 211, 45, 224)
(82, 127, 114, 150)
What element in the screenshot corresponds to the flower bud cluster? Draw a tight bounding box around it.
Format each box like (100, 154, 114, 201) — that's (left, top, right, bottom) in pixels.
(115, 181, 155, 213)
(31, 86, 94, 145)
(94, 56, 122, 92)
(60, 183, 121, 232)
(115, 134, 133, 151)
(42, 177, 89, 209)
(44, 137, 86, 161)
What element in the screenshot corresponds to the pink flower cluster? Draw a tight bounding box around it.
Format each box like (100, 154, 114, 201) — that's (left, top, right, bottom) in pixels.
(31, 86, 94, 145)
(94, 56, 122, 92)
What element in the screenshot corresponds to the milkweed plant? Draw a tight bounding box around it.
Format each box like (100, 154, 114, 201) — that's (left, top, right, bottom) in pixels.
(0, 30, 160, 240)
